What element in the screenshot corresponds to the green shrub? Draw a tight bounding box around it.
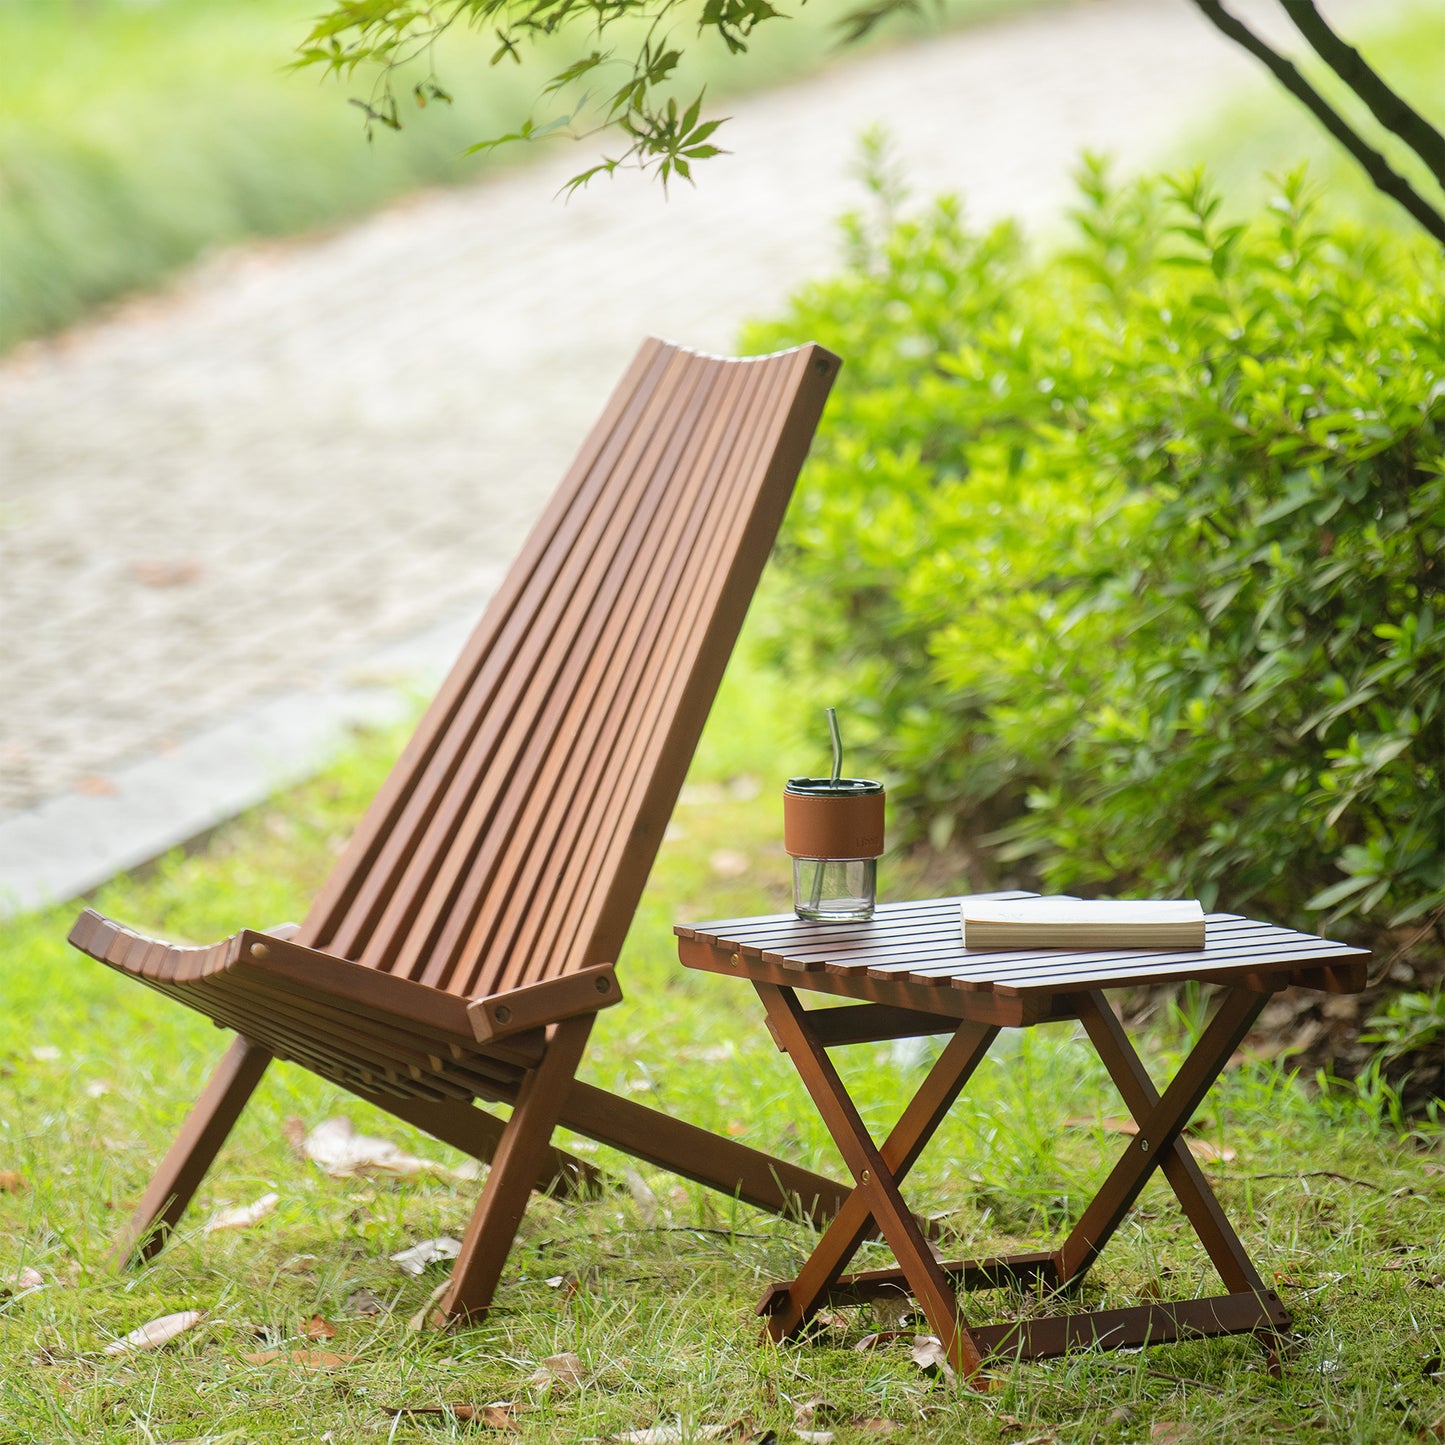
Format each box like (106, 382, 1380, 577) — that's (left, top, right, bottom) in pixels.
(745, 158, 1445, 941)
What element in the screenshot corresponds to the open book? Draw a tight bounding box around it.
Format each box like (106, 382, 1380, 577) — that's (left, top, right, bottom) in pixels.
(960, 898, 1207, 951)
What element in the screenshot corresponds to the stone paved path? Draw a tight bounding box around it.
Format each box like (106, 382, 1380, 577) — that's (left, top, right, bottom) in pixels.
(0, 0, 1329, 911)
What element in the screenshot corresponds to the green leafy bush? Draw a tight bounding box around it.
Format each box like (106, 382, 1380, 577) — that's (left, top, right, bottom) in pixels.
(746, 159, 1445, 941)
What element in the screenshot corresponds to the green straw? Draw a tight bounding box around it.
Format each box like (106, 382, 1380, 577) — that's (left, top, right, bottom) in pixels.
(810, 707, 843, 912)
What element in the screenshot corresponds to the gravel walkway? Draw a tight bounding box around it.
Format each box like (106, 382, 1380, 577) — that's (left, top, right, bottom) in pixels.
(0, 0, 1312, 912)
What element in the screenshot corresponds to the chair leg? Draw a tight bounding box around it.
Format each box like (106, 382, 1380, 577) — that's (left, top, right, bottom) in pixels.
(435, 1016, 595, 1325)
(557, 1080, 850, 1224)
(355, 1088, 605, 1199)
(111, 1036, 272, 1268)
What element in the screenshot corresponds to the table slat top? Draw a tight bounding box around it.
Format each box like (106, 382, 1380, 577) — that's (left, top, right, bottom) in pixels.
(677, 894, 1370, 999)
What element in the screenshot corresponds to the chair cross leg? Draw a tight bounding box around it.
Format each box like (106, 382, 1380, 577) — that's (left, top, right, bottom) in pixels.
(111, 1037, 272, 1269)
(354, 1086, 605, 1199)
(436, 1015, 595, 1325)
(756, 983, 991, 1385)
(1053, 984, 1272, 1288)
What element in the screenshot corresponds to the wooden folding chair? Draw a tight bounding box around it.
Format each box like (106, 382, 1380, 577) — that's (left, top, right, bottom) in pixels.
(66, 337, 851, 1324)
(678, 894, 1371, 1386)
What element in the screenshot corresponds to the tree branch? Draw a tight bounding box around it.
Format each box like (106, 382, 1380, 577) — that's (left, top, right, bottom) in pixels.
(1187, 0, 1445, 247)
(1280, 0, 1445, 191)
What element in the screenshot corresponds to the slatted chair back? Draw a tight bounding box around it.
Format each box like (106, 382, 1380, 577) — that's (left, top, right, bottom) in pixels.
(298, 338, 837, 1001)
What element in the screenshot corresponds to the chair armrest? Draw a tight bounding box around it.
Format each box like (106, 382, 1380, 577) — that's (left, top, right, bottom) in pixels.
(467, 964, 623, 1044)
(235, 930, 476, 1039)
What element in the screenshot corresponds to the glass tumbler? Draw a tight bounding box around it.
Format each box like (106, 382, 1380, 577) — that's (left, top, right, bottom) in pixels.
(783, 777, 885, 923)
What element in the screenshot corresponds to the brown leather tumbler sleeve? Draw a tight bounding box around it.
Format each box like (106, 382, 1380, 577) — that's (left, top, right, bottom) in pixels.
(783, 783, 885, 860)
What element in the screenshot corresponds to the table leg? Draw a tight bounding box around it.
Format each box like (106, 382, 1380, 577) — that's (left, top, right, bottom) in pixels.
(1052, 984, 1271, 1287)
(756, 982, 995, 1383)
(1073, 990, 1292, 1340)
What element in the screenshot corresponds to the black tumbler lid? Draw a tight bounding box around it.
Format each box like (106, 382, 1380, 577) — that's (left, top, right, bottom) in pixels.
(785, 776, 884, 797)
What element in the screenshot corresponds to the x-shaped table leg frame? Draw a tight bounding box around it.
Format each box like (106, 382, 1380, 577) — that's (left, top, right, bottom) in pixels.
(755, 979, 1293, 1388)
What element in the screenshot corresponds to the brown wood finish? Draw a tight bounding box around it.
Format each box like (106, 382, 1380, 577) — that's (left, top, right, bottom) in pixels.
(110, 1037, 272, 1266)
(467, 963, 620, 1043)
(754, 992, 998, 1349)
(678, 895, 1368, 1385)
(65, 338, 845, 1322)
(438, 1016, 596, 1321)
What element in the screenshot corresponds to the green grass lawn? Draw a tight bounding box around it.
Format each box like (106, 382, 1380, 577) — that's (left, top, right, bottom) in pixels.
(1, 659, 1441, 1442)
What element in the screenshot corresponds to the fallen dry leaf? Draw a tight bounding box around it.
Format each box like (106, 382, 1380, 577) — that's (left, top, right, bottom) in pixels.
(1, 1266, 44, 1297)
(202, 1191, 279, 1234)
(385, 1403, 518, 1428)
(853, 1329, 913, 1352)
(346, 1287, 386, 1316)
(623, 1168, 659, 1224)
(794, 1399, 841, 1428)
(795, 1432, 835, 1444)
(241, 1348, 355, 1369)
(391, 1236, 463, 1276)
(1062, 1115, 1138, 1136)
(304, 1314, 337, 1340)
(1060, 1115, 1233, 1162)
(406, 1280, 452, 1333)
(296, 1116, 470, 1180)
(104, 1309, 205, 1355)
(132, 559, 203, 588)
(1185, 1138, 1236, 1163)
(909, 1335, 957, 1387)
(1149, 1425, 1189, 1443)
(0, 1171, 27, 1193)
(529, 1351, 586, 1390)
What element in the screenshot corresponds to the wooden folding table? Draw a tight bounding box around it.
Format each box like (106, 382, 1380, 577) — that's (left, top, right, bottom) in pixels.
(676, 894, 1370, 1387)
